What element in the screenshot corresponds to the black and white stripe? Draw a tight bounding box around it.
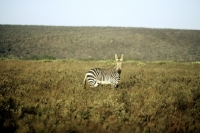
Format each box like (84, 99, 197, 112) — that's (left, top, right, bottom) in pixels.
(84, 67, 120, 88)
(83, 54, 123, 88)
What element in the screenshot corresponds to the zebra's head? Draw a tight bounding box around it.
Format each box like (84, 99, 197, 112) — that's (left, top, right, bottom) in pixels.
(115, 54, 123, 75)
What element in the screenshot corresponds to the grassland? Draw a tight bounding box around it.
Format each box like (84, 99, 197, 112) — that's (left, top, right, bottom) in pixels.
(1, 59, 200, 133)
(0, 25, 200, 61)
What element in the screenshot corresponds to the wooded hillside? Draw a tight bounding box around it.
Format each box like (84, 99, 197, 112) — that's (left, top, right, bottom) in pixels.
(0, 25, 200, 61)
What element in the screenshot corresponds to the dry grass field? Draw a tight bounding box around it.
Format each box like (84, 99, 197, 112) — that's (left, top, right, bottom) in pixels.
(1, 59, 200, 133)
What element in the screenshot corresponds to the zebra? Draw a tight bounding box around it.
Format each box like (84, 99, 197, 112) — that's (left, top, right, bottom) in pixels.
(83, 54, 123, 89)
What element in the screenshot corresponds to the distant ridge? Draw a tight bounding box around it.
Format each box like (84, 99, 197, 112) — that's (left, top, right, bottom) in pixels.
(0, 25, 200, 61)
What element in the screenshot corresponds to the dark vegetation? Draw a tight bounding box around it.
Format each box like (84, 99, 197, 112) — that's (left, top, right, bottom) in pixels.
(0, 25, 200, 61)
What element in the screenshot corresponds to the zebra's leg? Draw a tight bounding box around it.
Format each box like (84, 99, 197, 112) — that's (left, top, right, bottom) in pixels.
(94, 82, 98, 87)
(115, 84, 119, 88)
(89, 80, 98, 87)
(112, 83, 119, 89)
(111, 83, 118, 88)
(91, 83, 98, 87)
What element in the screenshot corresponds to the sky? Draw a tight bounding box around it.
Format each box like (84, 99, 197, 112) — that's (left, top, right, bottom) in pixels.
(0, 0, 200, 30)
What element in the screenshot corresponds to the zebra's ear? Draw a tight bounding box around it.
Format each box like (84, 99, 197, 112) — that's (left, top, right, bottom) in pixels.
(120, 54, 123, 61)
(115, 54, 118, 61)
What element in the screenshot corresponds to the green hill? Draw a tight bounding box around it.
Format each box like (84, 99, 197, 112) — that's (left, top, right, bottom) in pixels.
(0, 25, 200, 61)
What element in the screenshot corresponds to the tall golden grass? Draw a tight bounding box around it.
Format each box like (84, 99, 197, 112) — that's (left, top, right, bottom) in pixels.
(0, 60, 200, 132)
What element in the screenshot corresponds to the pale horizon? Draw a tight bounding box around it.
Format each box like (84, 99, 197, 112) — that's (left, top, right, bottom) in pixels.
(1, 0, 200, 30)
